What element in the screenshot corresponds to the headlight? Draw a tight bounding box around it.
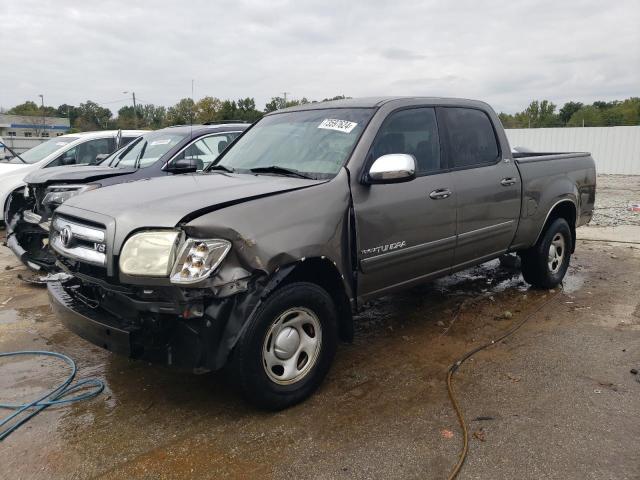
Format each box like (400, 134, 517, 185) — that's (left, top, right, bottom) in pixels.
(119, 230, 181, 277)
(42, 184, 100, 206)
(170, 239, 231, 284)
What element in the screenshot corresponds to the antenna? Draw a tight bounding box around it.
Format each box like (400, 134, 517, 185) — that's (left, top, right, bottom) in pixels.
(282, 91, 290, 109)
(191, 79, 195, 137)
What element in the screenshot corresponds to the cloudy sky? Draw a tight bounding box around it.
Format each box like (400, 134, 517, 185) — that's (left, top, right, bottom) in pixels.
(1, 0, 638, 114)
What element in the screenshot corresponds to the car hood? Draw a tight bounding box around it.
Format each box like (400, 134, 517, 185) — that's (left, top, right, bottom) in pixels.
(24, 165, 138, 185)
(0, 162, 33, 175)
(59, 172, 325, 230)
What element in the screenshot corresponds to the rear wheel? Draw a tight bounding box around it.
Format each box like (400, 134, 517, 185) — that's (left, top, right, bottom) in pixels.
(227, 282, 338, 410)
(520, 218, 572, 289)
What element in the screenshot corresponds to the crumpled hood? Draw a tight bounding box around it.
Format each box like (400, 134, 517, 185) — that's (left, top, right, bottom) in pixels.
(24, 165, 137, 185)
(58, 172, 325, 231)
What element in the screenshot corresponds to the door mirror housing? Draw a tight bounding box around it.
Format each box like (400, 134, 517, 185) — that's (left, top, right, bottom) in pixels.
(367, 154, 416, 184)
(165, 158, 198, 174)
(93, 153, 110, 164)
(60, 151, 76, 166)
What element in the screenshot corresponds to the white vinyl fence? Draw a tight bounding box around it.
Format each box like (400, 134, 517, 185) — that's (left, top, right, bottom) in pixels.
(506, 126, 640, 175)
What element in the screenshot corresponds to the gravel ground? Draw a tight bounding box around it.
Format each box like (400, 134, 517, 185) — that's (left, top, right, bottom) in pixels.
(591, 175, 640, 227)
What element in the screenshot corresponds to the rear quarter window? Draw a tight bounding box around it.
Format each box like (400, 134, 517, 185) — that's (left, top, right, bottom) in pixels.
(443, 108, 500, 168)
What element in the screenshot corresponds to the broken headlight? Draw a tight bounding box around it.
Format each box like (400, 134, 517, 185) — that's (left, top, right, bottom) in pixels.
(119, 230, 181, 277)
(170, 239, 231, 285)
(42, 184, 100, 206)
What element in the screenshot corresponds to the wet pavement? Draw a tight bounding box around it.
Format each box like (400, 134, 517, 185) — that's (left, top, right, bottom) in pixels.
(1, 177, 639, 479)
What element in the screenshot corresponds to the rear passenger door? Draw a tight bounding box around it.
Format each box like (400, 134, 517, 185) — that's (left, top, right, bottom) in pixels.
(354, 107, 457, 298)
(441, 107, 521, 268)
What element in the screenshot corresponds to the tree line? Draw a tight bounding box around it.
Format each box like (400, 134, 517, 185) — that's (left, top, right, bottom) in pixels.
(498, 98, 640, 128)
(2, 95, 638, 132)
(1, 95, 349, 132)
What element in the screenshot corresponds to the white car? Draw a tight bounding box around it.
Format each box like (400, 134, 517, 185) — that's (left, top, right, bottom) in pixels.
(0, 130, 145, 222)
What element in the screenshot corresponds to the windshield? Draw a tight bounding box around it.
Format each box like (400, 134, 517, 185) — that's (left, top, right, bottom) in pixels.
(113, 131, 188, 168)
(214, 108, 374, 179)
(6, 137, 78, 164)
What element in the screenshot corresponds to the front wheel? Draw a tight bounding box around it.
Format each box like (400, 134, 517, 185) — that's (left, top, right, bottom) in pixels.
(227, 282, 338, 410)
(520, 217, 572, 289)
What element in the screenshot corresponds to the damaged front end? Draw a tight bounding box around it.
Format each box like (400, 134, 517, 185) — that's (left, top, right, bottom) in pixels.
(4, 185, 56, 272)
(48, 169, 355, 372)
(4, 184, 96, 272)
(49, 266, 291, 370)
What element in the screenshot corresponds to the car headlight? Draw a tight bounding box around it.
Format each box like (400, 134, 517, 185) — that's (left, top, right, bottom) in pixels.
(119, 230, 181, 277)
(42, 184, 100, 206)
(170, 239, 231, 284)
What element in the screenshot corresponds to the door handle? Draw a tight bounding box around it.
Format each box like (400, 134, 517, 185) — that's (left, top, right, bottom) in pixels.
(500, 177, 517, 186)
(429, 188, 452, 200)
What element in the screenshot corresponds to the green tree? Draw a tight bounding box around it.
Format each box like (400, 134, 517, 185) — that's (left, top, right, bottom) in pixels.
(195, 96, 223, 123)
(7, 101, 40, 115)
(236, 97, 262, 122)
(140, 104, 166, 129)
(74, 101, 112, 131)
(57, 104, 79, 125)
(567, 106, 603, 127)
(558, 102, 583, 125)
(166, 98, 195, 126)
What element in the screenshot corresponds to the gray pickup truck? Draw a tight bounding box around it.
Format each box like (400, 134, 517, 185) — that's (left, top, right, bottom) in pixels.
(47, 97, 596, 409)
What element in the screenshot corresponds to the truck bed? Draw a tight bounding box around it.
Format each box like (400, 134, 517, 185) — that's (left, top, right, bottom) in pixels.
(510, 151, 596, 250)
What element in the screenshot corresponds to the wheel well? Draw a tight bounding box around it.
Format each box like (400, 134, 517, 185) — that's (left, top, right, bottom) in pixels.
(279, 257, 354, 343)
(543, 201, 577, 252)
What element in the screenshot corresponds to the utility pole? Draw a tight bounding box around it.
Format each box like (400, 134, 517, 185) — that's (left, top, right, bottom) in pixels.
(38, 94, 45, 136)
(282, 92, 290, 109)
(123, 91, 137, 128)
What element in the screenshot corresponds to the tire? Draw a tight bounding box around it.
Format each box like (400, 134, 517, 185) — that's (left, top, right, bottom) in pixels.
(227, 282, 338, 410)
(520, 217, 572, 289)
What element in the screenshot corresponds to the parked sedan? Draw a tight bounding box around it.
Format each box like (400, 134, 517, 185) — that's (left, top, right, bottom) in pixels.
(4, 123, 248, 272)
(0, 130, 146, 224)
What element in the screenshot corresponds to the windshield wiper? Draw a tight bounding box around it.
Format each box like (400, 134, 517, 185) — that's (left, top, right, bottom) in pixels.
(208, 164, 235, 173)
(1, 143, 27, 163)
(250, 165, 313, 179)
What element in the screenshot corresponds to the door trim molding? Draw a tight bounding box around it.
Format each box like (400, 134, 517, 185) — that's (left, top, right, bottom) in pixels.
(360, 235, 456, 273)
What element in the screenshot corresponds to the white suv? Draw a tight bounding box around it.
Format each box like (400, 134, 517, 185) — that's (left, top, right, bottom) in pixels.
(0, 130, 145, 223)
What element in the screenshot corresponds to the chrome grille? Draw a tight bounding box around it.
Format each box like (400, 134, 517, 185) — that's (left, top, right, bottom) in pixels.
(51, 215, 107, 267)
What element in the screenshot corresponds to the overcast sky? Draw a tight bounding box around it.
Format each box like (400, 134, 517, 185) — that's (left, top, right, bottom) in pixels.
(1, 0, 638, 114)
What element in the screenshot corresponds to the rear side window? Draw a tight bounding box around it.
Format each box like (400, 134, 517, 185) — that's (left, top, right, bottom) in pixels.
(443, 108, 499, 168)
(371, 108, 442, 174)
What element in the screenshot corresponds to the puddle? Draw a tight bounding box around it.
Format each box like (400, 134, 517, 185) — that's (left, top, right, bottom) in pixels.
(0, 309, 18, 325)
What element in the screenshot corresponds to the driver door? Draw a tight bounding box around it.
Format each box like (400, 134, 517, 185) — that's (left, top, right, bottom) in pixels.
(352, 107, 457, 299)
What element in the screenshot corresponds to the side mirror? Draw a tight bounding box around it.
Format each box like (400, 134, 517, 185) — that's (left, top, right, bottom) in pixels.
(367, 154, 416, 184)
(61, 152, 76, 165)
(165, 158, 198, 174)
(93, 153, 110, 164)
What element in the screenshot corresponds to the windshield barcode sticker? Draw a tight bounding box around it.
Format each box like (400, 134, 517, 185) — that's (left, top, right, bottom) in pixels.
(318, 119, 358, 133)
(150, 139, 172, 146)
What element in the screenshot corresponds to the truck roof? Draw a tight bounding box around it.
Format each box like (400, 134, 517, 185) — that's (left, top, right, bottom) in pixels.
(276, 96, 492, 112)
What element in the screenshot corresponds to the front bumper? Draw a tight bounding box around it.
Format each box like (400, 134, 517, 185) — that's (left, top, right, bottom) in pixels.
(47, 279, 239, 370)
(49, 281, 133, 356)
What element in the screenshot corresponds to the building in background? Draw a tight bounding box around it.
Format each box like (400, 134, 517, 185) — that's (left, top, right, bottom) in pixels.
(0, 113, 71, 154)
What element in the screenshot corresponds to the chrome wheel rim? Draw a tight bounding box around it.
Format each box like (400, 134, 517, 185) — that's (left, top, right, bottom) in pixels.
(262, 307, 322, 385)
(547, 233, 565, 274)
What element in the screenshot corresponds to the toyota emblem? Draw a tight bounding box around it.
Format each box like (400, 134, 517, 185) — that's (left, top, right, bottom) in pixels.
(60, 227, 73, 248)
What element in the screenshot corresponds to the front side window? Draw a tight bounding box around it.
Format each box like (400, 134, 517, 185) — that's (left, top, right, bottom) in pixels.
(371, 108, 442, 174)
(172, 132, 241, 171)
(75, 138, 114, 164)
(215, 108, 374, 179)
(114, 131, 187, 168)
(443, 108, 500, 168)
